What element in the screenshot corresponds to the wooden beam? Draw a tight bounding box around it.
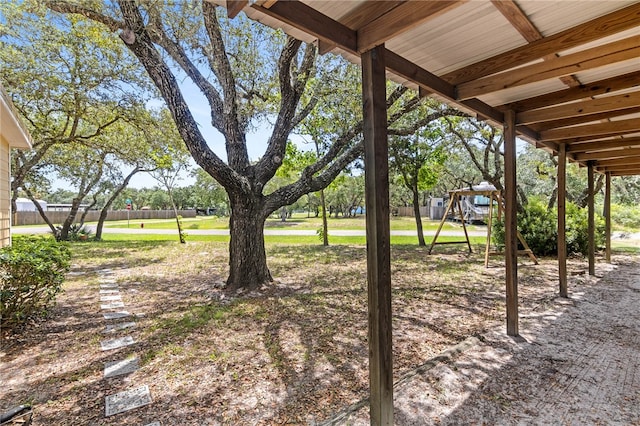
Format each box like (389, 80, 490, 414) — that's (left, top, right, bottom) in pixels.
(539, 118, 640, 142)
(443, 3, 640, 85)
(457, 35, 640, 100)
(524, 107, 640, 133)
(339, 1, 405, 30)
(558, 143, 567, 297)
(587, 161, 595, 276)
(516, 91, 640, 125)
(384, 48, 542, 145)
(492, 0, 540, 42)
(491, 0, 580, 88)
(611, 170, 640, 176)
(254, 0, 278, 8)
(567, 137, 640, 154)
(253, 1, 358, 53)
(596, 156, 640, 167)
(504, 110, 519, 336)
(605, 172, 612, 263)
(601, 163, 640, 172)
(574, 147, 640, 162)
(502, 71, 640, 112)
(226, 0, 247, 18)
(384, 49, 456, 99)
(358, 1, 466, 52)
(361, 45, 393, 425)
(249, 0, 546, 146)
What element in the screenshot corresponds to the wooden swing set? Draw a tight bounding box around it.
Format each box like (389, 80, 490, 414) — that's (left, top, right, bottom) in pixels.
(428, 187, 538, 267)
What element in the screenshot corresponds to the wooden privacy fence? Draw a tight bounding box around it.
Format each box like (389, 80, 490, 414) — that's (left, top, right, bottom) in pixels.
(395, 206, 428, 217)
(14, 210, 197, 226)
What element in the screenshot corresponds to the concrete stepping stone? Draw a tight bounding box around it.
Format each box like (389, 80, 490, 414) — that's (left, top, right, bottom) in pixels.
(100, 295, 122, 302)
(100, 289, 119, 294)
(103, 311, 130, 320)
(102, 322, 136, 334)
(100, 336, 135, 351)
(104, 357, 139, 378)
(144, 422, 161, 426)
(101, 301, 125, 310)
(100, 283, 118, 289)
(105, 385, 152, 417)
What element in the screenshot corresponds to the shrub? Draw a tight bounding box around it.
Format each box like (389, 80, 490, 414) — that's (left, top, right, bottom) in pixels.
(0, 236, 71, 332)
(610, 203, 640, 230)
(54, 223, 93, 242)
(493, 198, 604, 257)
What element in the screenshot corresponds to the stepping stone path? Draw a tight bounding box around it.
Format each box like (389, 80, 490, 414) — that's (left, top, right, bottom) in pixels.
(105, 385, 153, 416)
(97, 269, 159, 424)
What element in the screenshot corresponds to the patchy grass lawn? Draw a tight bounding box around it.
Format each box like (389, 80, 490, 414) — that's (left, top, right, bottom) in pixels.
(104, 215, 485, 232)
(0, 239, 604, 425)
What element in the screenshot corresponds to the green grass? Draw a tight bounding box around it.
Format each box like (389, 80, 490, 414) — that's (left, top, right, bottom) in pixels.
(95, 232, 486, 246)
(103, 214, 483, 232)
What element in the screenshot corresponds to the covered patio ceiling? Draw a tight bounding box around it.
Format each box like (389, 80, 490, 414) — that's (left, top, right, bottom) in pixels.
(222, 0, 640, 176)
(220, 1, 640, 423)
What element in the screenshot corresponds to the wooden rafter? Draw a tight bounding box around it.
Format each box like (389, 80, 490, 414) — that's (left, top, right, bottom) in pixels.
(522, 107, 640, 132)
(567, 137, 640, 154)
(339, 1, 405, 30)
(491, 0, 580, 88)
(254, 1, 358, 53)
(317, 1, 404, 54)
(516, 91, 640, 125)
(442, 3, 640, 85)
(594, 156, 640, 167)
(502, 71, 640, 112)
(574, 147, 640, 161)
(539, 118, 640, 142)
(457, 35, 640, 100)
(357, 0, 467, 52)
(226, 0, 247, 18)
(252, 0, 547, 145)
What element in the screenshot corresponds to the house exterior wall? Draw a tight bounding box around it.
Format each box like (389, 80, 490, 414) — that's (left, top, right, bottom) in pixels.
(0, 139, 10, 247)
(1, 83, 33, 247)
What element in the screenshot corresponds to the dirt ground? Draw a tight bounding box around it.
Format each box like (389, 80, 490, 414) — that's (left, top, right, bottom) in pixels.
(1, 241, 634, 425)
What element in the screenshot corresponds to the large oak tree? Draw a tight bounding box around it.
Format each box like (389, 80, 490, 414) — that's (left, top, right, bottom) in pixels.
(49, 1, 447, 291)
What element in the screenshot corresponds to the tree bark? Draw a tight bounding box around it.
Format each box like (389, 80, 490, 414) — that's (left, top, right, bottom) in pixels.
(95, 168, 142, 240)
(226, 193, 272, 292)
(319, 189, 329, 246)
(411, 186, 426, 246)
(23, 187, 58, 236)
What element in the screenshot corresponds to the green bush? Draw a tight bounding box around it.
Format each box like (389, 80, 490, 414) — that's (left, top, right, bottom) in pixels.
(0, 236, 71, 332)
(493, 198, 604, 257)
(610, 203, 640, 230)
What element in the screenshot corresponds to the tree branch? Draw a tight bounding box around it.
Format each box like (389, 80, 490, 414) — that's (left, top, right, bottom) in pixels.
(115, 1, 245, 194)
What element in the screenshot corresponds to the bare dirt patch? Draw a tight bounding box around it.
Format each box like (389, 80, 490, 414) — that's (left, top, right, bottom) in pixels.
(0, 241, 615, 425)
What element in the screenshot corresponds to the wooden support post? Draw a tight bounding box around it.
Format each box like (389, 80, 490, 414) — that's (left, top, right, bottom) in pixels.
(484, 193, 495, 268)
(558, 143, 568, 297)
(605, 172, 612, 263)
(504, 110, 518, 336)
(361, 45, 393, 425)
(455, 196, 473, 253)
(428, 195, 456, 254)
(587, 161, 595, 276)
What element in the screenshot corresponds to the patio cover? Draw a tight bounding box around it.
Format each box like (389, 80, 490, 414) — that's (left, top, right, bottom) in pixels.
(220, 1, 640, 423)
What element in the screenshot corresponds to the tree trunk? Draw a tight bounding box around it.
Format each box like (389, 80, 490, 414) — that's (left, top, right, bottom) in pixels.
(412, 186, 426, 246)
(59, 199, 82, 241)
(23, 187, 58, 237)
(95, 169, 141, 240)
(320, 189, 329, 246)
(227, 195, 273, 292)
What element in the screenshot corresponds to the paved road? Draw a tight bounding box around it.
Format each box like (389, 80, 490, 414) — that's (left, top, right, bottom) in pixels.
(12, 226, 487, 237)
